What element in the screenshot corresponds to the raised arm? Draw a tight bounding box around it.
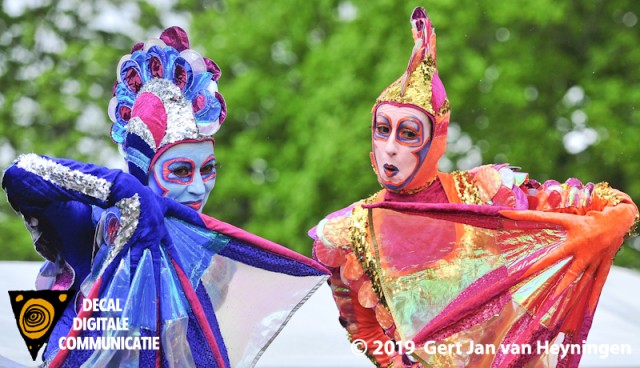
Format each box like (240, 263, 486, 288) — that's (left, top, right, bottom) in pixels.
(501, 179, 638, 324)
(2, 154, 118, 288)
(2, 154, 139, 211)
(3, 154, 168, 289)
(525, 176, 637, 220)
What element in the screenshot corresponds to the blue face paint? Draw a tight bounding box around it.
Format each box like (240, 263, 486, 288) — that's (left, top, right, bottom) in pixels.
(148, 141, 216, 212)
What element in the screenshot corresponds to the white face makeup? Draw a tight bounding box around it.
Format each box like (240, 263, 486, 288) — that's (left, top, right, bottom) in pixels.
(148, 141, 216, 212)
(372, 104, 432, 191)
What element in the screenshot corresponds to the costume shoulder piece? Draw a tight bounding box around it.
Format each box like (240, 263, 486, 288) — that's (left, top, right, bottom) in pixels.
(445, 164, 628, 216)
(311, 191, 397, 367)
(446, 164, 530, 207)
(311, 191, 386, 264)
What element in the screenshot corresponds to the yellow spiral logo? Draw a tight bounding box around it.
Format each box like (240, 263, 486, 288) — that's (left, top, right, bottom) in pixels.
(18, 298, 54, 340)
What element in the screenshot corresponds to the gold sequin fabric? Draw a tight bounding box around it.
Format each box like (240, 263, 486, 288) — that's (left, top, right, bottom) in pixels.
(452, 170, 483, 205)
(593, 182, 623, 207)
(350, 191, 388, 308)
(376, 58, 438, 117)
(593, 182, 640, 239)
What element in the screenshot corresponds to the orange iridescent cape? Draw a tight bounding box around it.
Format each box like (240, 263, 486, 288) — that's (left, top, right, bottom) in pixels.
(311, 165, 637, 367)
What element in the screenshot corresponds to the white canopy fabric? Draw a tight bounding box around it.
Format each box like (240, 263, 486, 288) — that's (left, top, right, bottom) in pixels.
(1, 262, 638, 367)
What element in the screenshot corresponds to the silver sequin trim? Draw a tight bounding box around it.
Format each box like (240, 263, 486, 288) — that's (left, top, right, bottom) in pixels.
(127, 117, 158, 152)
(15, 154, 111, 202)
(113, 194, 140, 253)
(138, 79, 199, 148)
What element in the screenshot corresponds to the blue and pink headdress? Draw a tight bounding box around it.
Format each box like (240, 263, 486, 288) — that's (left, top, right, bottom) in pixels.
(108, 26, 226, 184)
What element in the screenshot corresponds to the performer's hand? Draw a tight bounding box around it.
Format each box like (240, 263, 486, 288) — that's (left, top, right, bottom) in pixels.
(108, 172, 170, 252)
(500, 200, 637, 310)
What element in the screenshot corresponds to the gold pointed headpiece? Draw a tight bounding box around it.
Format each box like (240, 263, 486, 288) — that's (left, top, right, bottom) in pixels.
(375, 7, 449, 118)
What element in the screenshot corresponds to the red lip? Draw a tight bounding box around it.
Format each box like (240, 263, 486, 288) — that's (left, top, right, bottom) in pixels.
(383, 164, 398, 177)
(184, 201, 202, 210)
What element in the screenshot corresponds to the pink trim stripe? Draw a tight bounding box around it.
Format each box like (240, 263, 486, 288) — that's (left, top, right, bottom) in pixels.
(171, 257, 227, 368)
(433, 122, 448, 137)
(199, 214, 330, 274)
(49, 278, 103, 368)
(149, 138, 215, 169)
(365, 202, 564, 231)
(413, 267, 516, 344)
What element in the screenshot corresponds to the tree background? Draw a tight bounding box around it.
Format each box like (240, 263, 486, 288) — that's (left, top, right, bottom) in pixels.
(1, 0, 639, 268)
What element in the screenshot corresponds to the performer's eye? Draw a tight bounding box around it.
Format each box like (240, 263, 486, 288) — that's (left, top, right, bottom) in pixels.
(201, 163, 215, 175)
(376, 124, 391, 135)
(400, 129, 417, 140)
(172, 166, 192, 177)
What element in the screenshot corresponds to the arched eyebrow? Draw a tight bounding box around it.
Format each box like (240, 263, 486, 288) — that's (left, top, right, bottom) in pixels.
(412, 114, 434, 125)
(408, 114, 433, 135)
(375, 113, 391, 124)
(166, 158, 196, 167)
(202, 154, 216, 165)
(399, 116, 423, 129)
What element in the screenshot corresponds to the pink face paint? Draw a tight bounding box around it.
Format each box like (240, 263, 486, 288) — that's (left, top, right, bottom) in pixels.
(372, 104, 432, 191)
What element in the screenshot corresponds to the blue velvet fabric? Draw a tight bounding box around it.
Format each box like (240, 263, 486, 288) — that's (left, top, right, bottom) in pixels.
(195, 283, 230, 367)
(37, 201, 94, 287)
(3, 156, 120, 209)
(219, 238, 326, 277)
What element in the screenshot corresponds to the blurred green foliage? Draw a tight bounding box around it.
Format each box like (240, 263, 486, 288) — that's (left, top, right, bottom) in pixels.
(1, 0, 639, 269)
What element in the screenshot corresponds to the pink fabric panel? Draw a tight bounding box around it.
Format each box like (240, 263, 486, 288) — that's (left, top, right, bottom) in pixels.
(413, 266, 517, 344)
(379, 213, 456, 269)
(131, 92, 167, 148)
(431, 72, 446, 112)
(171, 257, 227, 368)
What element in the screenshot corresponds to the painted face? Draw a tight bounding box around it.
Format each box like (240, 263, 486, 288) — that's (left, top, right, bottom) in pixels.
(372, 104, 432, 191)
(148, 141, 216, 212)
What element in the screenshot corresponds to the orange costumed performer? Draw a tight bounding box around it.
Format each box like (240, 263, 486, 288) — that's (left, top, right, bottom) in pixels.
(310, 6, 638, 368)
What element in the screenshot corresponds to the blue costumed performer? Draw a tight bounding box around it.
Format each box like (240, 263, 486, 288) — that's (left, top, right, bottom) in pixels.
(3, 26, 328, 368)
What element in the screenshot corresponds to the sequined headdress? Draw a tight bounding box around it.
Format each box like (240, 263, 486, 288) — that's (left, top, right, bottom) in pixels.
(372, 7, 450, 193)
(108, 27, 226, 184)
